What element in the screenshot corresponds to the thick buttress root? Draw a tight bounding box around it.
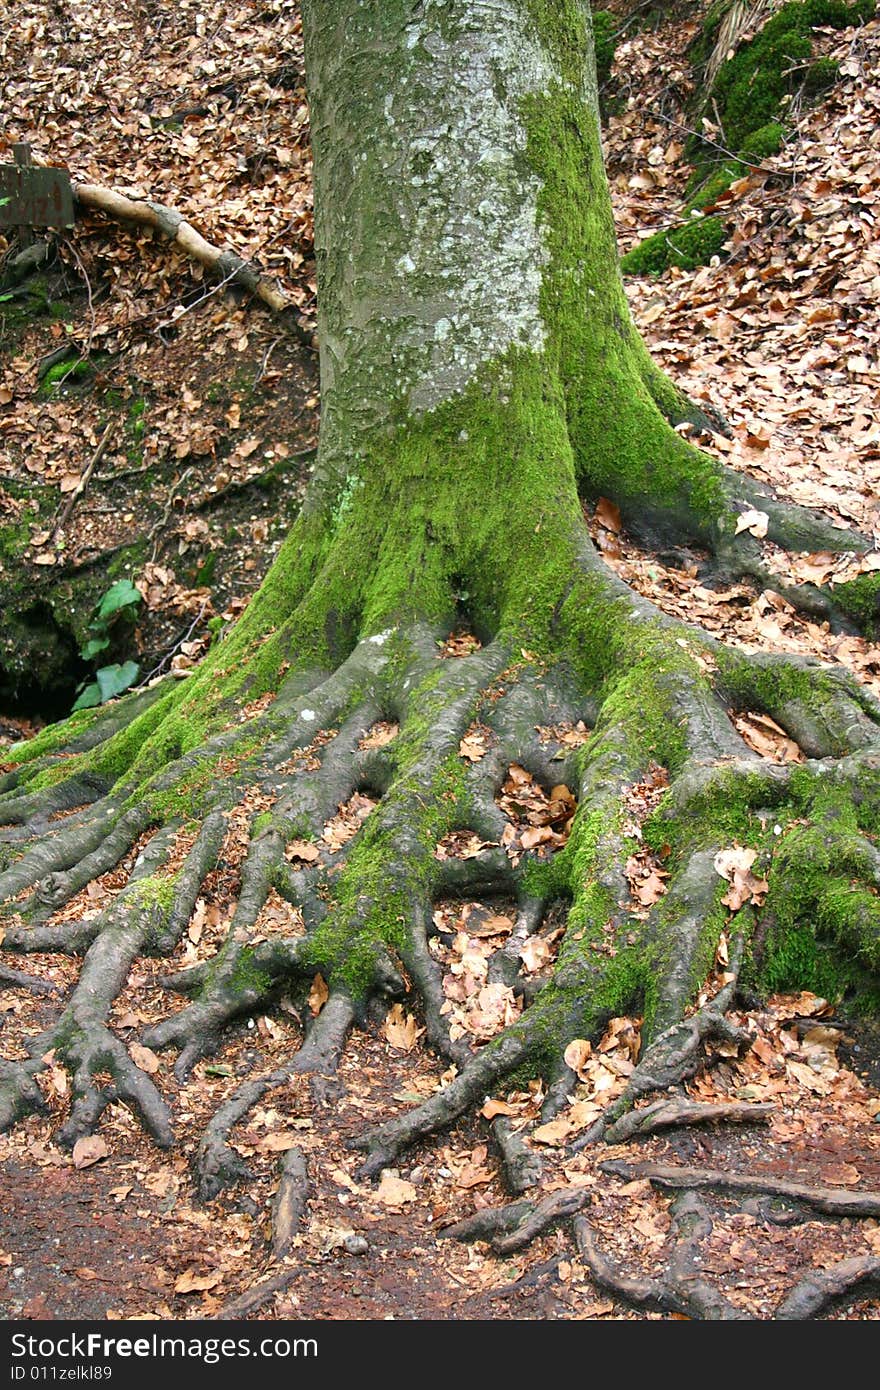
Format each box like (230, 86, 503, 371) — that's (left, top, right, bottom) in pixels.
(2, 588, 880, 1316)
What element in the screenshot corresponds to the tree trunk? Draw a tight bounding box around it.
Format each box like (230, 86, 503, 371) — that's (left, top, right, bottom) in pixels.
(2, 0, 880, 1317)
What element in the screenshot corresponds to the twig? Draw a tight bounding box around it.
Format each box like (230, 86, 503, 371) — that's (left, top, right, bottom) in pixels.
(648, 109, 786, 178)
(51, 423, 114, 540)
(148, 466, 193, 561)
(60, 235, 97, 365)
(136, 598, 210, 689)
(254, 336, 282, 387)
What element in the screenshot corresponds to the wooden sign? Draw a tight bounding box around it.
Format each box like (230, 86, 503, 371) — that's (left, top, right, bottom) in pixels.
(0, 144, 74, 235)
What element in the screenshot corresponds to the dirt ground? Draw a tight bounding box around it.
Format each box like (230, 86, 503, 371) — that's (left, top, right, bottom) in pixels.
(1, 967, 880, 1321)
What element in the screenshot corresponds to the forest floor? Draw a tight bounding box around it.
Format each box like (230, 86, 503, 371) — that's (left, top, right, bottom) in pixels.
(1, 0, 880, 1322)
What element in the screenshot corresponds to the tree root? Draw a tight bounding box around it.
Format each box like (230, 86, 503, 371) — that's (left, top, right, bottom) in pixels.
(603, 1098, 776, 1145)
(576, 937, 750, 1149)
(776, 1257, 880, 1320)
(599, 1160, 880, 1219)
(491, 1116, 544, 1194)
(196, 992, 354, 1199)
(1, 576, 879, 1321)
(214, 1265, 303, 1321)
(440, 1185, 592, 1255)
(574, 1194, 746, 1320)
(0, 963, 58, 994)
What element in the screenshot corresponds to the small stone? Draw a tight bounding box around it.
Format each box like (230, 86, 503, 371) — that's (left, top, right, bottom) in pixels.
(344, 1234, 369, 1256)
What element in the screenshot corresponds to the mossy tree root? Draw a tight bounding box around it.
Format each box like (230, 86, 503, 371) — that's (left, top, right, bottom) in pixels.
(1, 546, 879, 1312)
(351, 563, 880, 1175)
(0, 821, 182, 1145)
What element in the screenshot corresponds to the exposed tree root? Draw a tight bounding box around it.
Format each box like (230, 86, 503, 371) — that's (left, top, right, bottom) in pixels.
(776, 1257, 880, 1320)
(214, 1265, 303, 1321)
(602, 1098, 776, 1144)
(576, 934, 750, 1148)
(2, 532, 880, 1319)
(0, 963, 57, 994)
(599, 1160, 880, 1219)
(491, 1116, 544, 1194)
(576, 1203, 880, 1321)
(196, 993, 354, 1199)
(440, 1185, 592, 1255)
(575, 1195, 746, 1320)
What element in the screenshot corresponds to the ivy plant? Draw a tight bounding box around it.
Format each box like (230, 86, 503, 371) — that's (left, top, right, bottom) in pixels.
(72, 579, 143, 711)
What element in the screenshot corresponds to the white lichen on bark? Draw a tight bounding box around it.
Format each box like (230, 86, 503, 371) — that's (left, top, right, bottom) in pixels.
(390, 3, 553, 412)
(302, 0, 569, 500)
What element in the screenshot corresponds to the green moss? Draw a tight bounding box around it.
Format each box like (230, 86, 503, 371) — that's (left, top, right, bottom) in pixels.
(740, 121, 786, 160)
(127, 873, 176, 915)
(591, 10, 618, 89)
(683, 126, 785, 213)
(707, 0, 873, 151)
(686, 2, 869, 218)
(685, 161, 744, 212)
(194, 552, 217, 586)
(832, 572, 880, 636)
(621, 216, 727, 276)
(521, 84, 731, 543)
(228, 947, 273, 997)
(38, 356, 94, 395)
(524, 947, 648, 1075)
(521, 0, 590, 86)
(757, 919, 880, 1016)
(804, 56, 841, 93)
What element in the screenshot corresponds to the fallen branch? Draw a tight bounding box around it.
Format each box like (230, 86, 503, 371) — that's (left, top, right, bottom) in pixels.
(72, 182, 303, 325)
(600, 1159, 880, 1218)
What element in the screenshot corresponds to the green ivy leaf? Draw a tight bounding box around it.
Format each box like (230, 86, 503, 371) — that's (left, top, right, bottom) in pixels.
(94, 579, 143, 622)
(79, 634, 111, 660)
(95, 660, 139, 702)
(72, 682, 102, 711)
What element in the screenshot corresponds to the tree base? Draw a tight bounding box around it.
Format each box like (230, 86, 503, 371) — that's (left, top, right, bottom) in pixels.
(2, 538, 880, 1316)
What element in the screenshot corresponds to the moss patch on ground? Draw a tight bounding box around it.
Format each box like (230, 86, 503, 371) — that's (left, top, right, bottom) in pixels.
(621, 214, 727, 276)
